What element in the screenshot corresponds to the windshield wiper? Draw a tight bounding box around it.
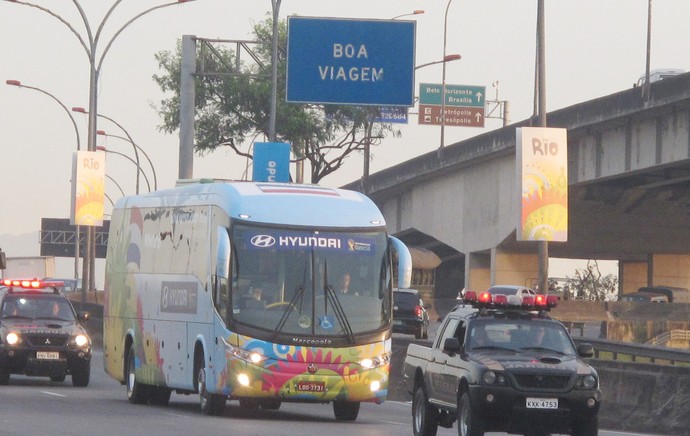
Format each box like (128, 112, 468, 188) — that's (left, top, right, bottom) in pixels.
(324, 262, 355, 344)
(273, 282, 305, 338)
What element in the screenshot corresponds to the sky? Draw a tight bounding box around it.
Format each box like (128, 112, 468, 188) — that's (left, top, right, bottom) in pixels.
(1, 0, 688, 283)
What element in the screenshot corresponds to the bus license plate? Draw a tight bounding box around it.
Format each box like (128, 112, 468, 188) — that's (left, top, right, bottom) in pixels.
(526, 398, 558, 409)
(37, 351, 60, 360)
(297, 381, 325, 392)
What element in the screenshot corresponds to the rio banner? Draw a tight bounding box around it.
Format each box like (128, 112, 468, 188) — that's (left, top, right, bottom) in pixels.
(516, 127, 568, 242)
(70, 150, 105, 226)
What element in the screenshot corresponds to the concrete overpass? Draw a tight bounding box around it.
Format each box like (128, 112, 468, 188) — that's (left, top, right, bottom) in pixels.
(345, 72, 690, 298)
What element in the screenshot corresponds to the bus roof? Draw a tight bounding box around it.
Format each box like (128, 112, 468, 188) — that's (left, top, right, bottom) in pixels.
(114, 181, 386, 229)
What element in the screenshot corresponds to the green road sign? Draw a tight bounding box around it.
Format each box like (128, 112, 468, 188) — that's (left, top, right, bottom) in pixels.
(419, 83, 485, 107)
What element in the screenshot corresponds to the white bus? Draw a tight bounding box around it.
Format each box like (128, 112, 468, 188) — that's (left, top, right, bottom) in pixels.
(103, 180, 412, 419)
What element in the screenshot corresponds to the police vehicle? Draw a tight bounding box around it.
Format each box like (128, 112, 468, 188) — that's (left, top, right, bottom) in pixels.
(0, 278, 92, 386)
(403, 290, 601, 436)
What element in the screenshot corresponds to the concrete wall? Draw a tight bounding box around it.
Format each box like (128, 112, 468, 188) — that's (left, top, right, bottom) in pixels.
(594, 360, 690, 436)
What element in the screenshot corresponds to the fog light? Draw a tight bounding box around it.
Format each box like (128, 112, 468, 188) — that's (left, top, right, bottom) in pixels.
(485, 394, 495, 403)
(370, 380, 381, 392)
(587, 398, 597, 408)
(237, 373, 250, 387)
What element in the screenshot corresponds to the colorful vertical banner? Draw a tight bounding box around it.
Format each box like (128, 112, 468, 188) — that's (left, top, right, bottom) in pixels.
(70, 150, 105, 226)
(252, 142, 291, 183)
(516, 127, 568, 242)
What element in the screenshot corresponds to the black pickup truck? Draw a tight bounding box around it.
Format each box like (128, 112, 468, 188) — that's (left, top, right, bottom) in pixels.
(402, 291, 602, 436)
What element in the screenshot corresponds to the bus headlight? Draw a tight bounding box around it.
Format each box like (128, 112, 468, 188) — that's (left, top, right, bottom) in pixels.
(237, 373, 251, 387)
(359, 352, 390, 369)
(223, 339, 267, 365)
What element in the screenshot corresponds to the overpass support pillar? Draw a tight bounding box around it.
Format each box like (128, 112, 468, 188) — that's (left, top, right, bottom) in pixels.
(620, 254, 690, 294)
(492, 248, 539, 290)
(648, 254, 690, 289)
(465, 252, 490, 292)
(465, 249, 539, 292)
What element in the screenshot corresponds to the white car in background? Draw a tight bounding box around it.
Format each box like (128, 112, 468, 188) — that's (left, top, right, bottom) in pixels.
(636, 68, 685, 86)
(485, 284, 538, 305)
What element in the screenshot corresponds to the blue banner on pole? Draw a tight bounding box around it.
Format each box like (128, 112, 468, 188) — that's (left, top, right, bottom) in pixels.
(252, 142, 290, 183)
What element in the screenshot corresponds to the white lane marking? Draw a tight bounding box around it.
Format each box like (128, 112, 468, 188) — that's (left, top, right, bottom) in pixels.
(41, 391, 67, 397)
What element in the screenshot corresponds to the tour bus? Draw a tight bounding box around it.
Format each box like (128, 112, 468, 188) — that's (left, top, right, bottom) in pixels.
(103, 180, 412, 419)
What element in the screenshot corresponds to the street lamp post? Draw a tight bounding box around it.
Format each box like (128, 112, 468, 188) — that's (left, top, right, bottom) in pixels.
(439, 0, 454, 158)
(5, 79, 82, 283)
(4, 0, 196, 299)
(415, 54, 461, 71)
(72, 107, 156, 192)
(95, 144, 152, 193)
(98, 131, 158, 191)
(391, 10, 425, 20)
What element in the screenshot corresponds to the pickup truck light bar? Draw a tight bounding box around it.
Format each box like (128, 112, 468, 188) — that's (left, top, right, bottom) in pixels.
(2, 278, 64, 293)
(463, 290, 558, 311)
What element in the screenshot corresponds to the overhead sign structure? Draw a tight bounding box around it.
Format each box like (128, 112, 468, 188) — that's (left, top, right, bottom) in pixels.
(418, 83, 486, 127)
(286, 17, 416, 106)
(516, 127, 568, 242)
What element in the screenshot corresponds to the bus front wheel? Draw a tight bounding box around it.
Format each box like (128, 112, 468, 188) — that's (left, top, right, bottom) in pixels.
(333, 400, 360, 421)
(197, 358, 226, 416)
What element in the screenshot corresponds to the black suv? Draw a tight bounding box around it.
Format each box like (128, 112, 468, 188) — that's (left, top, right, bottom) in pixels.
(418, 291, 601, 435)
(393, 288, 430, 339)
(0, 279, 92, 386)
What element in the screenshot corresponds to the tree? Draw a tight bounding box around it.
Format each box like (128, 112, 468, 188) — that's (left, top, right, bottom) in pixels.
(564, 260, 618, 301)
(152, 16, 400, 184)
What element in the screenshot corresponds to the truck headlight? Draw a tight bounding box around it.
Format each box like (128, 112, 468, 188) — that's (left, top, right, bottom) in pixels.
(6, 332, 20, 345)
(482, 370, 508, 385)
(576, 374, 597, 389)
(74, 334, 89, 347)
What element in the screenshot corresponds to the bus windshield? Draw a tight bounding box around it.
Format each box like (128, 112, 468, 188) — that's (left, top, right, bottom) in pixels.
(230, 224, 392, 342)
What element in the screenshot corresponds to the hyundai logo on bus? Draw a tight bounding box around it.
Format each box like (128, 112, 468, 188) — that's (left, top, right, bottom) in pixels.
(252, 142, 290, 183)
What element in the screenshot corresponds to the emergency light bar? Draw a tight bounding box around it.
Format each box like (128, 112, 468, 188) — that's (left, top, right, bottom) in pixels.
(462, 289, 558, 311)
(2, 278, 64, 293)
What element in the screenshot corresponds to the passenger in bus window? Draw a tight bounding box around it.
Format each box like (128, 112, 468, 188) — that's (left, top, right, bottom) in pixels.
(240, 286, 266, 309)
(338, 272, 359, 296)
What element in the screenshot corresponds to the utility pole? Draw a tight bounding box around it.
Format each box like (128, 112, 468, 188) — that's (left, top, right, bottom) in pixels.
(536, 0, 549, 295)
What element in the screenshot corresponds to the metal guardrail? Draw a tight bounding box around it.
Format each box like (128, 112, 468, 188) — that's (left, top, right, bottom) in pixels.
(573, 337, 690, 365)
